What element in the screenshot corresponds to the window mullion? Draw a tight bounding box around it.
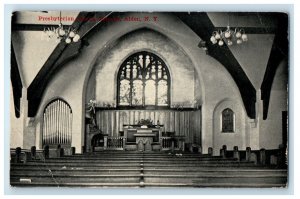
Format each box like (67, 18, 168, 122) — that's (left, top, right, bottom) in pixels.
(167, 66, 170, 106)
(155, 61, 158, 106)
(142, 53, 146, 107)
(129, 61, 133, 106)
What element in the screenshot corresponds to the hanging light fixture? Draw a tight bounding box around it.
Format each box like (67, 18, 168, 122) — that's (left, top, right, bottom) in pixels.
(43, 11, 80, 44)
(210, 14, 248, 47)
(210, 25, 248, 46)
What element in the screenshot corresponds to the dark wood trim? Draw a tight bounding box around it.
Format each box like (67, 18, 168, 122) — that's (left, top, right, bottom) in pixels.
(11, 43, 23, 118)
(260, 13, 288, 119)
(24, 12, 285, 118)
(96, 106, 200, 111)
(282, 111, 288, 147)
(175, 12, 256, 118)
(27, 12, 112, 117)
(12, 24, 72, 31)
(27, 12, 91, 117)
(213, 27, 276, 34)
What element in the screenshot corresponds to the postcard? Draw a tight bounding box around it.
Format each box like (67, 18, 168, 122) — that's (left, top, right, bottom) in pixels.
(10, 11, 288, 188)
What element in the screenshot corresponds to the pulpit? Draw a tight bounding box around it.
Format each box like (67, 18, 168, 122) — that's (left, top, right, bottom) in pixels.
(123, 125, 163, 151)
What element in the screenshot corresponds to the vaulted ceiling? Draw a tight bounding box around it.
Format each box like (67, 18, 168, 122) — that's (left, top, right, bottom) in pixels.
(11, 11, 288, 119)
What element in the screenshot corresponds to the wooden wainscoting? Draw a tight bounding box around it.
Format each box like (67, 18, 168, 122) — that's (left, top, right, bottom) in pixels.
(94, 109, 201, 145)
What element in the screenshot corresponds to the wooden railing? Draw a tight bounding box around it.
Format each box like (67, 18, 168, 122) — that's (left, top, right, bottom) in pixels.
(107, 137, 125, 150)
(161, 137, 172, 149)
(161, 136, 185, 151)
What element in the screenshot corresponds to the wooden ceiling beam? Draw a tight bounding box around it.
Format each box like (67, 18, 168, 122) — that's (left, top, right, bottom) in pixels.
(174, 12, 257, 119)
(12, 24, 72, 31)
(11, 43, 23, 118)
(260, 13, 288, 119)
(26, 12, 112, 117)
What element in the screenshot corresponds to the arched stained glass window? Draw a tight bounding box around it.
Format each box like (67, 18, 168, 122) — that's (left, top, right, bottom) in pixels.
(117, 51, 170, 108)
(222, 108, 234, 132)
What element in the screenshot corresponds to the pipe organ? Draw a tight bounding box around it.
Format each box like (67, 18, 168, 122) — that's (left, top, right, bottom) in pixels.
(42, 99, 72, 146)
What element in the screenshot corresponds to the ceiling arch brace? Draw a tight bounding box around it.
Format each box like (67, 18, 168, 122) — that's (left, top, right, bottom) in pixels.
(25, 12, 257, 118)
(11, 43, 23, 118)
(260, 13, 288, 120)
(26, 12, 111, 117)
(174, 12, 256, 119)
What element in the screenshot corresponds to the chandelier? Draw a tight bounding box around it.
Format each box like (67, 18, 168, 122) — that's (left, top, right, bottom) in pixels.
(210, 25, 248, 46)
(43, 11, 80, 44)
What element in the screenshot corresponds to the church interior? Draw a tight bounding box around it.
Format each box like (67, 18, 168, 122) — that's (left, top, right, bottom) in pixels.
(10, 11, 288, 187)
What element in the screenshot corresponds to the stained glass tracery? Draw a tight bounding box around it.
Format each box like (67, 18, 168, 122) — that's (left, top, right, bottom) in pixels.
(117, 52, 170, 107)
(222, 108, 234, 132)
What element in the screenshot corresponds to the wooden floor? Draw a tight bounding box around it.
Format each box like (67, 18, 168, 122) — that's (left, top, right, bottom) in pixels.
(10, 151, 287, 188)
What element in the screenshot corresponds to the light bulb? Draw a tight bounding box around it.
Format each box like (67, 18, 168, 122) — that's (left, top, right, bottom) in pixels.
(224, 31, 231, 39)
(210, 35, 215, 41)
(242, 34, 248, 41)
(65, 37, 71, 44)
(237, 39, 243, 44)
(69, 31, 75, 38)
(210, 36, 217, 44)
(218, 40, 224, 46)
(236, 31, 242, 38)
(227, 39, 233, 46)
(215, 33, 221, 40)
(73, 34, 80, 42)
(59, 29, 66, 36)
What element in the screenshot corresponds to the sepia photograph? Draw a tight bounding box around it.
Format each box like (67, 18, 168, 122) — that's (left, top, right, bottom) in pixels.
(9, 10, 289, 188)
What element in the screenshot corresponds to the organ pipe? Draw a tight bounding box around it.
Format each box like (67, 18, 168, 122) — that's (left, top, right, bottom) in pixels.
(62, 102, 65, 144)
(42, 99, 72, 146)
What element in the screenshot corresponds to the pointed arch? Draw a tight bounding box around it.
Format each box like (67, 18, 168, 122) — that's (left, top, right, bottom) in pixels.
(117, 51, 171, 108)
